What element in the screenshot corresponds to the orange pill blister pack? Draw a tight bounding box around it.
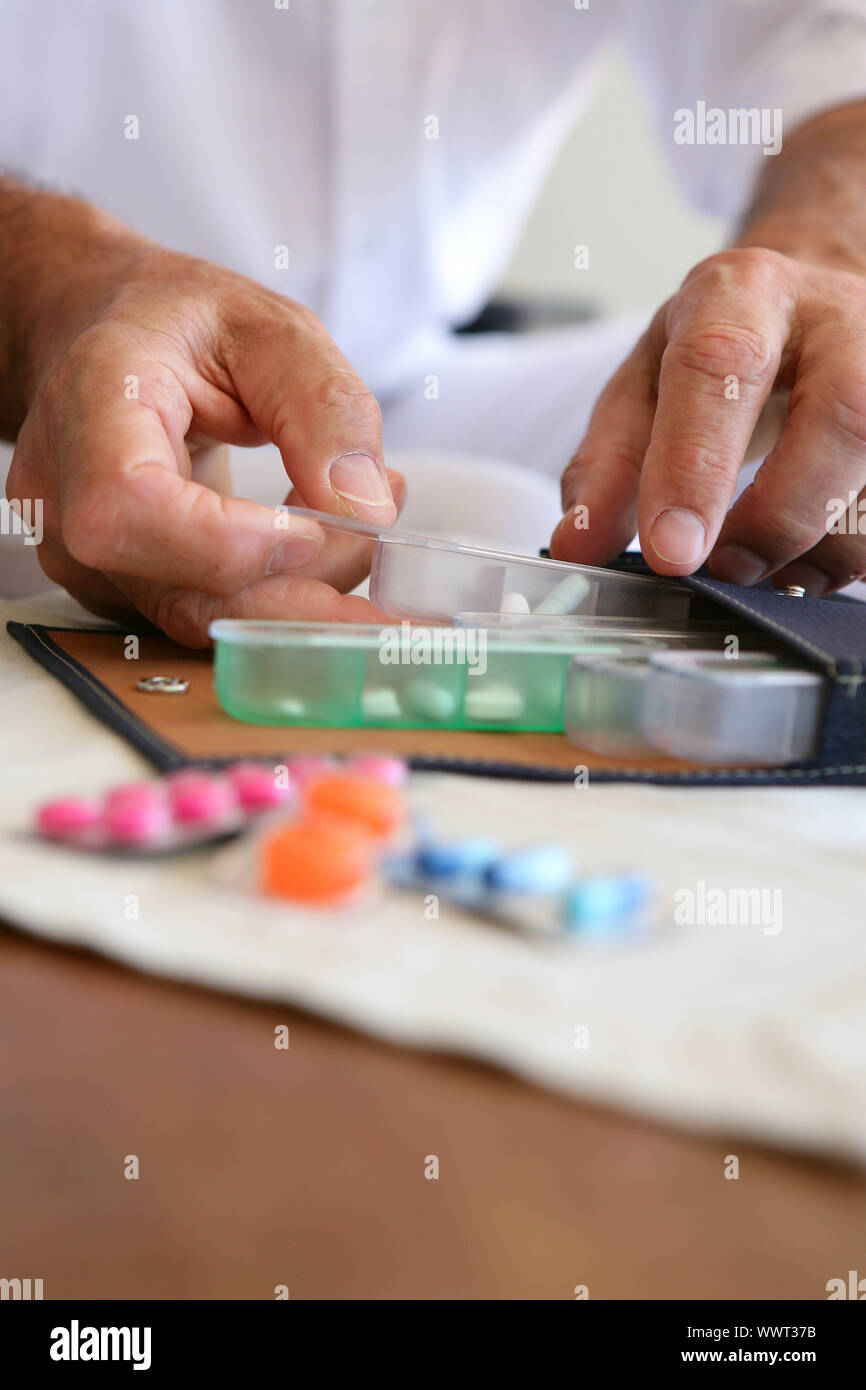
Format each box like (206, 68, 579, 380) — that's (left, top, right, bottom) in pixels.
(212, 758, 411, 910)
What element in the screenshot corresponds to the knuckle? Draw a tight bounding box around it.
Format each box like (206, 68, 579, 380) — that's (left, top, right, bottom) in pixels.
(657, 442, 740, 497)
(280, 299, 325, 337)
(684, 246, 785, 296)
(562, 441, 640, 503)
(819, 379, 866, 452)
(150, 588, 211, 648)
(273, 368, 381, 445)
(217, 295, 276, 366)
(308, 368, 381, 424)
(219, 293, 321, 366)
(134, 370, 192, 431)
(731, 468, 821, 561)
(665, 324, 778, 392)
(745, 504, 818, 561)
(562, 443, 592, 481)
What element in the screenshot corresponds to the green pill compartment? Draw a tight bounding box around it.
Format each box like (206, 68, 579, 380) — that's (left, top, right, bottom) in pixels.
(210, 620, 659, 732)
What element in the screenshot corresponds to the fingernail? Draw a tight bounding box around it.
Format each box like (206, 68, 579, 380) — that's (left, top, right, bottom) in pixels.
(771, 562, 832, 598)
(266, 534, 322, 575)
(648, 508, 706, 567)
(708, 544, 769, 586)
(329, 451, 392, 512)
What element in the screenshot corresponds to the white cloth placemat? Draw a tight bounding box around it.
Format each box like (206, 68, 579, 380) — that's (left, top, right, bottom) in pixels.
(2, 591, 865, 1163)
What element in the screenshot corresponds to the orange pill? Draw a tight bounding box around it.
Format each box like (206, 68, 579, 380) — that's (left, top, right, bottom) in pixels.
(303, 773, 405, 840)
(262, 816, 374, 903)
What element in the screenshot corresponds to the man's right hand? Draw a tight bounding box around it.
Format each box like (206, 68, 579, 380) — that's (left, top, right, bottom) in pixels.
(3, 188, 398, 645)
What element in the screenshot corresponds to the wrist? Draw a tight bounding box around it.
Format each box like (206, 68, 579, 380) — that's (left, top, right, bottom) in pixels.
(736, 215, 866, 281)
(735, 101, 866, 282)
(1, 186, 153, 427)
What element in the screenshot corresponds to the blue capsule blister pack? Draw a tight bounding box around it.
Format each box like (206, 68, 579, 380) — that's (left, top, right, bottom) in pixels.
(384, 833, 654, 943)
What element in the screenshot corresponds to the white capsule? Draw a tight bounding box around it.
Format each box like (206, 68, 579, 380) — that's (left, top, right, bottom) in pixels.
(362, 687, 402, 722)
(277, 697, 308, 718)
(500, 591, 531, 615)
(533, 572, 592, 616)
(404, 680, 458, 722)
(465, 684, 525, 723)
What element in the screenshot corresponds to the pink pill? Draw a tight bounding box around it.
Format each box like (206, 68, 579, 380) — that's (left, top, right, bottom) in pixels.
(36, 796, 103, 840)
(347, 755, 408, 787)
(105, 781, 166, 812)
(227, 762, 294, 811)
(286, 755, 334, 789)
(167, 771, 237, 825)
(104, 797, 171, 846)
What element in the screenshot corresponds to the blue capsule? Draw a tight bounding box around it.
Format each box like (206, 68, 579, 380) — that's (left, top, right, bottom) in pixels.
(562, 874, 652, 935)
(415, 837, 501, 880)
(483, 844, 574, 895)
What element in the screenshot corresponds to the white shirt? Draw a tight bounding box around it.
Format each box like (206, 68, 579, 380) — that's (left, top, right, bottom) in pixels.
(1, 0, 865, 396)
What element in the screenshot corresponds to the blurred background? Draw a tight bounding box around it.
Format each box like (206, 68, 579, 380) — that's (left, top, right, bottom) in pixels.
(495, 50, 724, 324)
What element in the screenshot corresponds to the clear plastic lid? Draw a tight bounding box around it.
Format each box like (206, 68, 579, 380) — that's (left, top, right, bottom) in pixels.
(273, 505, 427, 544)
(208, 618, 657, 655)
(277, 505, 692, 622)
(454, 612, 735, 646)
(648, 650, 822, 686)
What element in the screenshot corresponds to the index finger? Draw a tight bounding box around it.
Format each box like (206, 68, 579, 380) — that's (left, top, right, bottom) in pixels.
(637, 256, 791, 574)
(219, 294, 396, 525)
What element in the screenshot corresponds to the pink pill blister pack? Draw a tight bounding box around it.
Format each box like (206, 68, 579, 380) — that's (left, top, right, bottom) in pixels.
(34, 755, 407, 856)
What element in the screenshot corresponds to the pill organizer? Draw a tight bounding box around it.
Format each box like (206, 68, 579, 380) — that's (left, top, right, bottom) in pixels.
(565, 654, 658, 758)
(565, 649, 826, 764)
(210, 619, 657, 731)
(281, 505, 691, 621)
(642, 651, 826, 766)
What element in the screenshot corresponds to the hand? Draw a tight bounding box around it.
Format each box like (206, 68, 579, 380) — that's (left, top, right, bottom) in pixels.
(7, 241, 399, 644)
(550, 247, 866, 595)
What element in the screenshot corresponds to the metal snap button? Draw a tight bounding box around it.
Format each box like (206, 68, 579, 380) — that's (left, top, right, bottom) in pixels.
(135, 676, 190, 694)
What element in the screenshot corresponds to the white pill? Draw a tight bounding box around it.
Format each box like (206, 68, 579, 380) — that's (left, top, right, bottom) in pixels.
(277, 697, 308, 718)
(465, 684, 525, 723)
(533, 573, 592, 616)
(362, 687, 402, 721)
(500, 591, 531, 615)
(404, 680, 458, 722)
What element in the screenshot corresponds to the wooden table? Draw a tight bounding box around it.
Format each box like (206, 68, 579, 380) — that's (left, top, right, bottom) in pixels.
(1, 925, 863, 1300)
